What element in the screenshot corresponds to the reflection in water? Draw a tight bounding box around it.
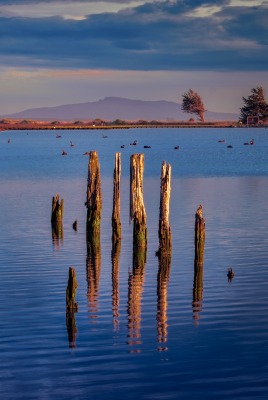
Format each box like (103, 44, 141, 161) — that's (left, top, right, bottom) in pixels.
(157, 254, 171, 351)
(51, 221, 64, 251)
(66, 311, 78, 348)
(127, 248, 147, 352)
(192, 262, 204, 325)
(86, 234, 101, 321)
(111, 240, 121, 331)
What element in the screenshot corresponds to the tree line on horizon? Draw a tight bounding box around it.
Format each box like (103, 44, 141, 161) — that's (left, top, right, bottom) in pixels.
(181, 86, 268, 124)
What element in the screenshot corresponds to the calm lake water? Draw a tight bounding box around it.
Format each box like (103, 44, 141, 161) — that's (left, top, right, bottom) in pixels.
(1, 127, 268, 399)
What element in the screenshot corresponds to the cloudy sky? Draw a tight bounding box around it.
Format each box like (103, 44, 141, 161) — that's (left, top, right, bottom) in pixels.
(0, 0, 267, 115)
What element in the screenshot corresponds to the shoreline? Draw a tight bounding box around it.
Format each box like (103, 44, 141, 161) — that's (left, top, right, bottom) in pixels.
(1, 122, 266, 131)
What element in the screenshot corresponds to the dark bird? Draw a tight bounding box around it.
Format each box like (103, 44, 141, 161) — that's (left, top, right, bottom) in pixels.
(120, 145, 125, 148)
(102, 134, 108, 138)
(250, 139, 254, 145)
(227, 145, 233, 148)
(70, 141, 75, 147)
(83, 151, 90, 155)
(56, 134, 62, 138)
(8, 138, 10, 143)
(130, 140, 137, 146)
(62, 149, 67, 156)
(218, 139, 225, 143)
(174, 145, 180, 150)
(144, 145, 151, 148)
(72, 220, 78, 231)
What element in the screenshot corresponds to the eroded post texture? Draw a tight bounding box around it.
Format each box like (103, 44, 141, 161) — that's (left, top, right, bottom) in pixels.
(194, 204, 205, 267)
(51, 194, 64, 249)
(158, 161, 172, 256)
(130, 154, 147, 249)
(112, 152, 121, 244)
(85, 151, 102, 245)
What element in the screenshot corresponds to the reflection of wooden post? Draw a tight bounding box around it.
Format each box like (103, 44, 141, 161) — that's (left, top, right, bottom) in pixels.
(112, 152, 121, 244)
(157, 254, 171, 351)
(51, 193, 64, 224)
(158, 161, 172, 256)
(86, 237, 101, 320)
(127, 248, 146, 351)
(130, 154, 147, 249)
(194, 205, 205, 266)
(111, 240, 121, 331)
(192, 263, 204, 324)
(66, 267, 78, 348)
(85, 151, 102, 243)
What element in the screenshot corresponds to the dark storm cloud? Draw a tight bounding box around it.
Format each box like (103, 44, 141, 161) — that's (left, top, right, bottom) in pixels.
(0, 0, 267, 71)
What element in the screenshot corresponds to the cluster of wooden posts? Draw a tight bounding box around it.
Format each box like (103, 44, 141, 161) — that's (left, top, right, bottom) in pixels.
(51, 151, 206, 347)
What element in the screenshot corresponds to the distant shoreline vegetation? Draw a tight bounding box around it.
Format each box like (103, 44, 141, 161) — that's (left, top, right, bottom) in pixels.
(1, 118, 267, 131)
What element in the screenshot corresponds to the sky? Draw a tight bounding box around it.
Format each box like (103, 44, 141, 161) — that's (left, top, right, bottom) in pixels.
(0, 0, 267, 115)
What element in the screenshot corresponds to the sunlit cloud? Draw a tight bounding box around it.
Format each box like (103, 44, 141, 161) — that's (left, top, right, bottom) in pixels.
(0, 0, 162, 20)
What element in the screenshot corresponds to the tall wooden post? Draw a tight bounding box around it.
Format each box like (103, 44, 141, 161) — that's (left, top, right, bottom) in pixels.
(130, 154, 147, 249)
(158, 161, 172, 256)
(112, 152, 121, 244)
(194, 204, 205, 267)
(85, 151, 102, 242)
(66, 267, 78, 348)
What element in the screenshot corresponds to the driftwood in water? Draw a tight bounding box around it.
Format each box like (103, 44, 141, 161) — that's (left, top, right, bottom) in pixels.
(157, 161, 172, 256)
(194, 204, 205, 266)
(130, 154, 147, 249)
(85, 151, 102, 239)
(112, 152, 121, 244)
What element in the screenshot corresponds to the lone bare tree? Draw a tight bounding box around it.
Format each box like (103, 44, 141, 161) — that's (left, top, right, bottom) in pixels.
(181, 89, 206, 122)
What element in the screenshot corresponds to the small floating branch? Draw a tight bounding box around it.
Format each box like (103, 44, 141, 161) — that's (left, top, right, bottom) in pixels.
(130, 154, 147, 250)
(194, 204, 205, 267)
(157, 161, 172, 257)
(112, 152, 121, 244)
(85, 151, 102, 242)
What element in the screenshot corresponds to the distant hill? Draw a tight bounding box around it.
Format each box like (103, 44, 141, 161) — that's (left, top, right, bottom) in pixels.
(2, 97, 238, 122)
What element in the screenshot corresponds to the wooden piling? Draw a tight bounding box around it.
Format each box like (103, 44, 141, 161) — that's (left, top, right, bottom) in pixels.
(130, 154, 147, 249)
(158, 161, 172, 256)
(51, 193, 64, 224)
(194, 204, 205, 266)
(66, 267, 78, 311)
(112, 152, 121, 244)
(85, 151, 102, 240)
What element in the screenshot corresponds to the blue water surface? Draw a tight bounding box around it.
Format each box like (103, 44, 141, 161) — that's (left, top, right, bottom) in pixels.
(0, 127, 268, 400)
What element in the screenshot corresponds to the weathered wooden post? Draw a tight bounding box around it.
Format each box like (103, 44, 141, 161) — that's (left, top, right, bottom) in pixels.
(51, 193, 64, 224)
(194, 204, 205, 266)
(130, 154, 147, 250)
(85, 151, 102, 243)
(157, 161, 172, 256)
(112, 152, 121, 244)
(51, 194, 64, 249)
(66, 267, 78, 348)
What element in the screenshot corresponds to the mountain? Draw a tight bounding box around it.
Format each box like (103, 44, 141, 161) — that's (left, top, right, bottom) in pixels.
(2, 97, 238, 121)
